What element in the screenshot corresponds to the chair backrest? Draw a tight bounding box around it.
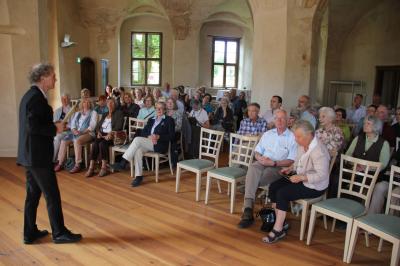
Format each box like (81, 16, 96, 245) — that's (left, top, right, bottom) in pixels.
(338, 154, 382, 208)
(122, 116, 128, 131)
(229, 133, 259, 168)
(386, 165, 400, 215)
(128, 117, 146, 141)
(199, 127, 224, 167)
(396, 137, 400, 152)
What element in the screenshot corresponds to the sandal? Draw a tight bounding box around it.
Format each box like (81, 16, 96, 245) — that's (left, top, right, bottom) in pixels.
(262, 229, 286, 244)
(98, 168, 107, 177)
(85, 168, 95, 178)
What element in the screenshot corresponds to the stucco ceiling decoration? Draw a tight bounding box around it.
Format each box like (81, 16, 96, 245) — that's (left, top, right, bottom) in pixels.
(159, 0, 192, 40)
(80, 7, 126, 53)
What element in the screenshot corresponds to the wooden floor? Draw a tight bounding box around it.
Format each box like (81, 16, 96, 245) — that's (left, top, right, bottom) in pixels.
(0, 157, 393, 266)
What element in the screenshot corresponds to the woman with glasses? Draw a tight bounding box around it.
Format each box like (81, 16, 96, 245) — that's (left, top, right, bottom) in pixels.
(111, 102, 175, 187)
(137, 96, 156, 120)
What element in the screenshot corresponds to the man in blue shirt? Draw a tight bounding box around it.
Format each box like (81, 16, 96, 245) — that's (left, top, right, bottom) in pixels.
(298, 95, 317, 129)
(238, 109, 297, 228)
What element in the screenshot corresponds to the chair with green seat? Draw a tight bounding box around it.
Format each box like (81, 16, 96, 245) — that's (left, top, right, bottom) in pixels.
(205, 133, 259, 213)
(306, 154, 382, 262)
(175, 127, 224, 201)
(347, 165, 400, 266)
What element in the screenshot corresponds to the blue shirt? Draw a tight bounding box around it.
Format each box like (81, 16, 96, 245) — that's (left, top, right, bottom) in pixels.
(137, 106, 155, 120)
(255, 128, 297, 161)
(300, 110, 317, 129)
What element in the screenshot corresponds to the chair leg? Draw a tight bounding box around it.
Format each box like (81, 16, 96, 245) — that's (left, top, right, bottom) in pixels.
(205, 174, 212, 205)
(364, 231, 370, 248)
(155, 157, 159, 183)
(378, 238, 384, 252)
(331, 218, 336, 232)
(175, 166, 181, 193)
(130, 160, 134, 178)
(391, 241, 399, 266)
(216, 180, 222, 194)
(230, 182, 236, 214)
(323, 215, 328, 230)
(306, 207, 317, 245)
(84, 146, 88, 169)
(300, 202, 309, 241)
(168, 156, 174, 176)
(110, 150, 115, 173)
(346, 222, 359, 263)
(343, 220, 353, 262)
(227, 183, 230, 195)
(145, 158, 150, 172)
(195, 172, 201, 201)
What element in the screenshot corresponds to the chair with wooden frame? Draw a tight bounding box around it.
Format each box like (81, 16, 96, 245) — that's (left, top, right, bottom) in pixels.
(306, 154, 382, 262)
(143, 142, 174, 183)
(175, 127, 224, 201)
(110, 117, 146, 177)
(346, 165, 400, 266)
(204, 133, 259, 213)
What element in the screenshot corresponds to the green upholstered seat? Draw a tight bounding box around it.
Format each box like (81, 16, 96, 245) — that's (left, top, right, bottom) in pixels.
(314, 198, 365, 218)
(208, 167, 247, 179)
(178, 159, 214, 170)
(357, 214, 400, 238)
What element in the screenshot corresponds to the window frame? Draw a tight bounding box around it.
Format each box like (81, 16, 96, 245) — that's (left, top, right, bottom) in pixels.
(211, 37, 240, 88)
(131, 32, 163, 86)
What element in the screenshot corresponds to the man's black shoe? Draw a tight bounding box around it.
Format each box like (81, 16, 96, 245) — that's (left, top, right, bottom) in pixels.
(131, 176, 144, 187)
(23, 229, 49, 244)
(53, 230, 82, 244)
(238, 207, 254, 228)
(110, 162, 126, 172)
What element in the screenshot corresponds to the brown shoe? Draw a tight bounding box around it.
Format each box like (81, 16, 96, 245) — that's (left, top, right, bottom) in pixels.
(69, 164, 81, 174)
(85, 168, 95, 178)
(54, 164, 63, 172)
(98, 168, 107, 177)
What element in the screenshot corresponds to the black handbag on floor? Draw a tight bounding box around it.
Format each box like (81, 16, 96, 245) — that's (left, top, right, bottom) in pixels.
(256, 207, 276, 232)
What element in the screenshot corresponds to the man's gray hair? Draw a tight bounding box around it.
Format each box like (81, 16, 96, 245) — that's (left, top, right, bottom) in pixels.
(364, 115, 383, 135)
(292, 120, 315, 135)
(319, 107, 336, 121)
(28, 63, 54, 83)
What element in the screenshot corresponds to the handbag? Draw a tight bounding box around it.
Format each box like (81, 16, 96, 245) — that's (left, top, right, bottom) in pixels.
(256, 207, 276, 232)
(112, 130, 127, 145)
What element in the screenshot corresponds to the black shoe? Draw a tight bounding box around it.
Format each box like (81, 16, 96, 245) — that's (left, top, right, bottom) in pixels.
(238, 207, 254, 228)
(53, 230, 82, 244)
(110, 161, 126, 172)
(131, 176, 143, 187)
(23, 229, 49, 244)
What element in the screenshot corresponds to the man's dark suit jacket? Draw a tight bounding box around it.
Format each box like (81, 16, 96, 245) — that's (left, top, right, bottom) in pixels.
(141, 115, 175, 153)
(17, 86, 57, 167)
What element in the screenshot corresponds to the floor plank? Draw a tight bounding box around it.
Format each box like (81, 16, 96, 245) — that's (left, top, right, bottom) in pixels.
(0, 158, 392, 265)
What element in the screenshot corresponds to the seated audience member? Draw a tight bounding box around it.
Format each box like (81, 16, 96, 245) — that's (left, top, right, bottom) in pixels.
(153, 88, 165, 103)
(111, 102, 175, 187)
(202, 93, 214, 114)
(162, 82, 171, 98)
(190, 92, 202, 109)
(121, 93, 140, 118)
(263, 95, 283, 129)
(94, 95, 109, 115)
(391, 107, 400, 162)
(197, 86, 206, 100)
(347, 94, 367, 135)
(297, 95, 317, 129)
(376, 105, 396, 147)
(287, 109, 300, 129)
(238, 109, 297, 228)
(54, 97, 97, 173)
(211, 97, 235, 133)
(328, 115, 390, 199)
(166, 98, 182, 132)
(232, 91, 248, 130)
(134, 88, 144, 107)
(104, 84, 113, 99)
(355, 104, 377, 136)
(181, 93, 191, 112)
(237, 103, 267, 136)
(86, 99, 124, 177)
(372, 93, 382, 107)
(170, 88, 185, 114)
(81, 88, 91, 99)
(264, 120, 330, 243)
(230, 88, 239, 103)
(137, 96, 156, 120)
(143, 86, 152, 98)
(335, 108, 351, 145)
(189, 100, 210, 128)
(316, 107, 344, 156)
(53, 94, 72, 161)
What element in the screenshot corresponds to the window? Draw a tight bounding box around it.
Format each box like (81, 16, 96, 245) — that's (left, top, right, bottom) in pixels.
(211, 37, 239, 88)
(131, 32, 162, 86)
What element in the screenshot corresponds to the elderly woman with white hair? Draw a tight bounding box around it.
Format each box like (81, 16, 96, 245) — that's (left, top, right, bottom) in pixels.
(316, 107, 345, 156)
(263, 120, 330, 243)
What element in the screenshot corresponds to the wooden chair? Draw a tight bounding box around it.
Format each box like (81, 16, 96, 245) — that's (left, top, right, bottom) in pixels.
(205, 133, 259, 213)
(306, 154, 381, 262)
(143, 142, 174, 183)
(294, 151, 337, 241)
(110, 117, 146, 177)
(176, 127, 224, 201)
(346, 165, 400, 266)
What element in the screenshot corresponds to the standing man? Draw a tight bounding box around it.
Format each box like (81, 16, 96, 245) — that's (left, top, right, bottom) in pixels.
(263, 95, 283, 129)
(17, 63, 82, 244)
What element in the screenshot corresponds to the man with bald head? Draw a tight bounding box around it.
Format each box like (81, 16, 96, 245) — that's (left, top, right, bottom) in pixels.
(238, 109, 297, 229)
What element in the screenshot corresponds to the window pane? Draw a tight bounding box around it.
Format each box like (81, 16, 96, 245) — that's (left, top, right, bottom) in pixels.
(147, 34, 161, 59)
(132, 60, 145, 85)
(226, 41, 237, 64)
(226, 66, 236, 87)
(132, 33, 145, 58)
(213, 65, 224, 87)
(147, 60, 160, 85)
(214, 40, 225, 63)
